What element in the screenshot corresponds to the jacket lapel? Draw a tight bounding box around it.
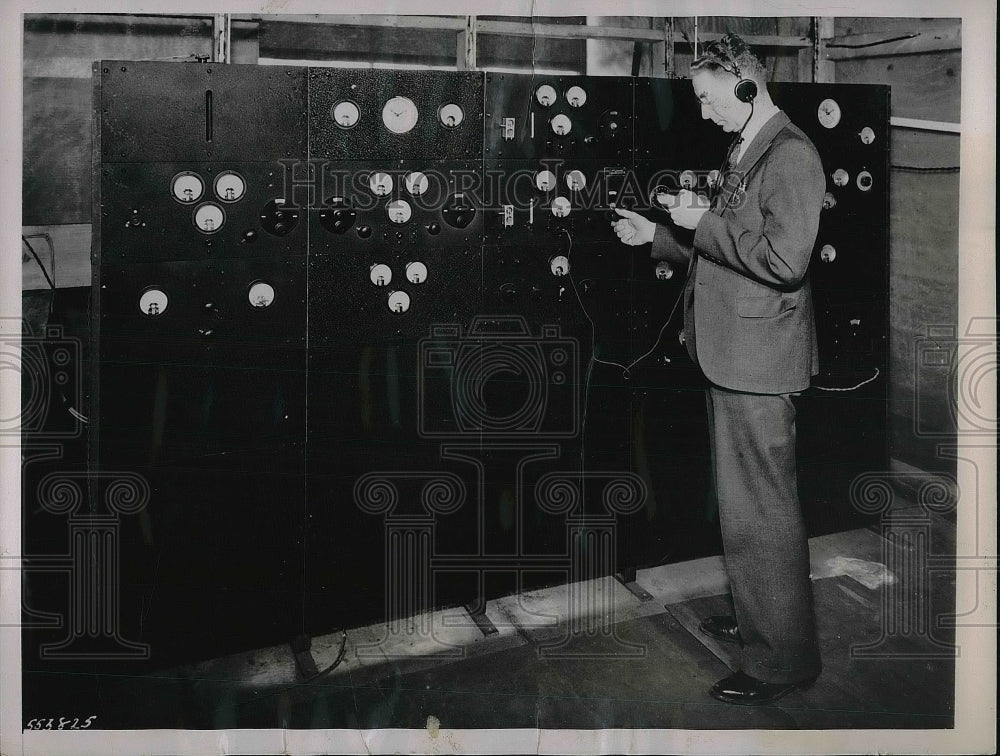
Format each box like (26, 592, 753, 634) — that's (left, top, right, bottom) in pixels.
(713, 111, 790, 213)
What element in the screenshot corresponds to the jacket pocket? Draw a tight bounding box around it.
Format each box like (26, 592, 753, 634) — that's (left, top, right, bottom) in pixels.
(737, 295, 797, 318)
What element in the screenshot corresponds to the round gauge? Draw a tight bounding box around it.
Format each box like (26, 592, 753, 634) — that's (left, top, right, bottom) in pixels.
(679, 170, 696, 190)
(549, 255, 570, 276)
(831, 168, 850, 187)
(382, 96, 419, 134)
(386, 199, 412, 225)
(214, 171, 246, 203)
(332, 100, 361, 129)
(171, 172, 204, 204)
(565, 85, 587, 108)
(369, 171, 394, 196)
(248, 281, 275, 308)
(822, 191, 837, 210)
(550, 114, 572, 136)
(193, 202, 225, 233)
(857, 170, 873, 192)
(139, 287, 168, 316)
(565, 170, 587, 191)
(535, 170, 557, 192)
(859, 126, 876, 145)
(707, 169, 721, 188)
(438, 103, 464, 129)
(405, 261, 428, 284)
(370, 264, 392, 287)
(818, 98, 842, 129)
(535, 84, 558, 107)
(387, 290, 411, 313)
(655, 262, 674, 280)
(550, 196, 571, 218)
(404, 171, 429, 196)
(820, 244, 837, 263)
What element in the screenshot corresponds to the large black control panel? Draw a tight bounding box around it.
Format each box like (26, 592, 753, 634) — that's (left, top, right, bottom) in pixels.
(71, 62, 889, 668)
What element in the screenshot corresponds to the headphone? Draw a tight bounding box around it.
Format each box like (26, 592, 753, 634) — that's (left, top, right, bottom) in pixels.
(707, 34, 758, 104)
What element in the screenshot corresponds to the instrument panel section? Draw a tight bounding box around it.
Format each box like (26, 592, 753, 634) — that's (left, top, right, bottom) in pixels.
(99, 61, 307, 163)
(309, 69, 484, 161)
(485, 73, 634, 161)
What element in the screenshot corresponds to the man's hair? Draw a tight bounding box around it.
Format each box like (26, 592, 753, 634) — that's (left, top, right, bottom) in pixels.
(690, 33, 766, 84)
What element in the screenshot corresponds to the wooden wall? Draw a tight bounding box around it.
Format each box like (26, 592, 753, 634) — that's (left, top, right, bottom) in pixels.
(831, 17, 961, 471)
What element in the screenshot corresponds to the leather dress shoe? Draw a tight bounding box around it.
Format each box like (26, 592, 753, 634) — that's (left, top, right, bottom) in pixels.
(698, 615, 743, 645)
(709, 670, 817, 706)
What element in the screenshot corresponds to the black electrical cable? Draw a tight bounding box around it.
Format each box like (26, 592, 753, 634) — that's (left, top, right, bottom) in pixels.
(890, 164, 960, 173)
(826, 33, 919, 49)
(22, 236, 56, 291)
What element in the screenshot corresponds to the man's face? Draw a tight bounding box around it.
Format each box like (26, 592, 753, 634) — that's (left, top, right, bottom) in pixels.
(692, 69, 748, 132)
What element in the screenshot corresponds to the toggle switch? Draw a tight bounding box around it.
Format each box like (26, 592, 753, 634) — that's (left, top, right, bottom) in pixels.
(260, 198, 299, 236)
(442, 194, 476, 229)
(370, 263, 392, 287)
(357, 225, 373, 239)
(387, 290, 411, 313)
(405, 261, 428, 284)
(319, 196, 356, 234)
(599, 110, 622, 140)
(550, 255, 570, 276)
(426, 222, 441, 235)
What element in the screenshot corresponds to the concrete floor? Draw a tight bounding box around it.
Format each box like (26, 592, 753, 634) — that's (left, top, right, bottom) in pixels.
(55, 505, 955, 732)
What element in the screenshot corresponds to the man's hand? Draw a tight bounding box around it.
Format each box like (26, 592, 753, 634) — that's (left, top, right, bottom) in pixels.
(665, 189, 711, 230)
(611, 208, 655, 246)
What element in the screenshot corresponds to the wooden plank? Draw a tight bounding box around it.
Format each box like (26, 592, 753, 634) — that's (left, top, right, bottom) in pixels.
(836, 50, 960, 123)
(21, 224, 92, 291)
(23, 77, 92, 226)
(247, 14, 466, 31)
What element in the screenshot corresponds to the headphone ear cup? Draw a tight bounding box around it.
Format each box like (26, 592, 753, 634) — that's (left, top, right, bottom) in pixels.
(735, 79, 758, 103)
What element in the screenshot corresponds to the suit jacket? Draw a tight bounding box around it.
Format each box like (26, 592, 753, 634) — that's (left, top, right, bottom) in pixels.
(651, 111, 825, 394)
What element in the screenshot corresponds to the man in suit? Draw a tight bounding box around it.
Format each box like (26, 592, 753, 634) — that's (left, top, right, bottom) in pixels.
(612, 34, 826, 705)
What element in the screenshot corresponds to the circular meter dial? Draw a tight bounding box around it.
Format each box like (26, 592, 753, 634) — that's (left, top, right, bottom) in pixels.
(386, 199, 412, 224)
(369, 171, 394, 196)
(565, 170, 587, 191)
(535, 84, 558, 107)
(139, 288, 169, 316)
(550, 114, 572, 136)
(438, 103, 464, 128)
(193, 203, 225, 233)
(404, 171, 429, 196)
(382, 96, 418, 134)
(171, 172, 204, 204)
(565, 85, 587, 108)
(248, 281, 275, 308)
(550, 196, 571, 218)
(332, 100, 361, 129)
(535, 170, 557, 192)
(214, 171, 246, 202)
(406, 261, 428, 284)
(818, 98, 842, 128)
(387, 291, 411, 313)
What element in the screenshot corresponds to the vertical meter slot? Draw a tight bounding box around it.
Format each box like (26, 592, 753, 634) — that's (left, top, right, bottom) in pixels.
(205, 90, 214, 143)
